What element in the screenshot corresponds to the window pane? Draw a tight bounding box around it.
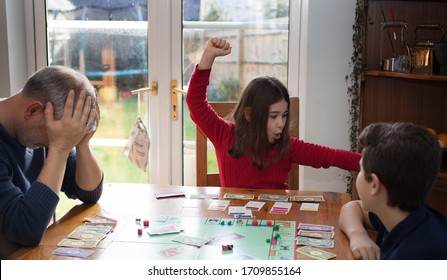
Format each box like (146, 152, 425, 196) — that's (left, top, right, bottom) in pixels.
(182, 0, 290, 185)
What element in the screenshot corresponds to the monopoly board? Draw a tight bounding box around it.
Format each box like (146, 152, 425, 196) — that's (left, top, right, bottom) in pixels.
(100, 216, 296, 260)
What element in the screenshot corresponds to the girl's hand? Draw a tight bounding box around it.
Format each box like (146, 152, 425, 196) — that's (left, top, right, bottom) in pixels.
(198, 38, 232, 69)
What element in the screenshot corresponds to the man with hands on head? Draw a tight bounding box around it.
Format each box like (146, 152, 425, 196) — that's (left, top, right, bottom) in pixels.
(0, 65, 104, 259)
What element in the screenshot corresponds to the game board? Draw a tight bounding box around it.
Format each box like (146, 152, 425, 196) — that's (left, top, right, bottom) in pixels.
(102, 216, 296, 260)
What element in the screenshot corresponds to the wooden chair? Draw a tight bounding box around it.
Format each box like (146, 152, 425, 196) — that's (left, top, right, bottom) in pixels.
(196, 97, 300, 190)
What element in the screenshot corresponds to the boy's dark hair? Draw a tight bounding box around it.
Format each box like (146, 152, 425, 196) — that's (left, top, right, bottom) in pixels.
(228, 76, 291, 171)
(358, 122, 442, 211)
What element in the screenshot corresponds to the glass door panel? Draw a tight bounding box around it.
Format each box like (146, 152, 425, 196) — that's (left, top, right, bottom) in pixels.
(182, 0, 291, 185)
(46, 0, 150, 216)
(47, 0, 149, 182)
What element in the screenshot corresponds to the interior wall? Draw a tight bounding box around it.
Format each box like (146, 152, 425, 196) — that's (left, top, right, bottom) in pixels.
(300, 0, 356, 193)
(0, 0, 11, 97)
(0, 0, 28, 97)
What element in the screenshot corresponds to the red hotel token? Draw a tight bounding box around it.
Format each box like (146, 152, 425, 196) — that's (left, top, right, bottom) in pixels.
(137, 228, 143, 236)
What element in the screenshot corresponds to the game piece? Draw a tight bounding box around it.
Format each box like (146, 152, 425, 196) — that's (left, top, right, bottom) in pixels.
(266, 221, 273, 227)
(252, 220, 258, 226)
(273, 225, 280, 230)
(227, 220, 232, 225)
(274, 233, 281, 240)
(137, 228, 143, 236)
(220, 220, 225, 225)
(143, 220, 149, 227)
(135, 218, 141, 225)
(266, 238, 271, 243)
(222, 244, 233, 251)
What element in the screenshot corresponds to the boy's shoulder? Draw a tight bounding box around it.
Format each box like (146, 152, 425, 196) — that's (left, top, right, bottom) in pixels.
(384, 206, 447, 259)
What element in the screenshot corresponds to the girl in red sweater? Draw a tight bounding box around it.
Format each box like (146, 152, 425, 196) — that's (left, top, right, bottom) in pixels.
(186, 38, 361, 189)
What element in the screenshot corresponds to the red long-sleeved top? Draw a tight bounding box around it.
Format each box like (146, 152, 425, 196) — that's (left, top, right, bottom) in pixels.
(186, 66, 361, 189)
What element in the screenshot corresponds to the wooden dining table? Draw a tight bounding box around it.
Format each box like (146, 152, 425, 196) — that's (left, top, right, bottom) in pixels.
(8, 183, 354, 260)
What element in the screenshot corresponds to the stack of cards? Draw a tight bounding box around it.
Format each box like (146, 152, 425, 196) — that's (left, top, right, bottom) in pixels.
(228, 206, 253, 218)
(189, 193, 219, 199)
(56, 215, 117, 251)
(83, 214, 118, 230)
(52, 247, 95, 259)
(258, 194, 289, 201)
(154, 191, 185, 199)
(296, 246, 336, 260)
(223, 193, 254, 200)
(290, 195, 325, 202)
(269, 202, 292, 214)
(296, 223, 335, 248)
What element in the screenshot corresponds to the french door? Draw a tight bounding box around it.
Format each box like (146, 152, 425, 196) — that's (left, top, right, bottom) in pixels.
(30, 0, 301, 191)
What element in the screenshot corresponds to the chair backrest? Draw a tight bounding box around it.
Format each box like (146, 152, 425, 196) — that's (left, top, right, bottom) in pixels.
(195, 97, 300, 190)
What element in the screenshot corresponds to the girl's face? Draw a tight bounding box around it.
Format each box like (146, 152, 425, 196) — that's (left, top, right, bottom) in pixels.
(267, 99, 288, 144)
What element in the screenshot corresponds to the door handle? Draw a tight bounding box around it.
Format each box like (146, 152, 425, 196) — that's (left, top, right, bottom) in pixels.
(172, 80, 187, 120)
(131, 81, 158, 95)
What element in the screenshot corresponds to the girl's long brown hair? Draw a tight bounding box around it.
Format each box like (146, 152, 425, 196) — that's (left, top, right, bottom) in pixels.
(228, 76, 291, 171)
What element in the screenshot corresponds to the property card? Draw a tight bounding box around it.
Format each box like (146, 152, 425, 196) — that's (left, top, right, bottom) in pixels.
(297, 223, 334, 232)
(208, 200, 230, 211)
(235, 211, 253, 218)
(245, 201, 266, 211)
(154, 191, 185, 199)
(172, 235, 211, 247)
(159, 245, 198, 258)
(258, 194, 289, 201)
(291, 195, 325, 202)
(189, 193, 219, 199)
(269, 202, 292, 214)
(296, 246, 336, 260)
(300, 203, 320, 211)
(223, 193, 255, 200)
(147, 224, 183, 235)
(228, 206, 248, 215)
(52, 247, 95, 258)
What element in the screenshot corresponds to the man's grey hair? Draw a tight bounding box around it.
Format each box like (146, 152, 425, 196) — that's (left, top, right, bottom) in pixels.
(22, 65, 96, 119)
